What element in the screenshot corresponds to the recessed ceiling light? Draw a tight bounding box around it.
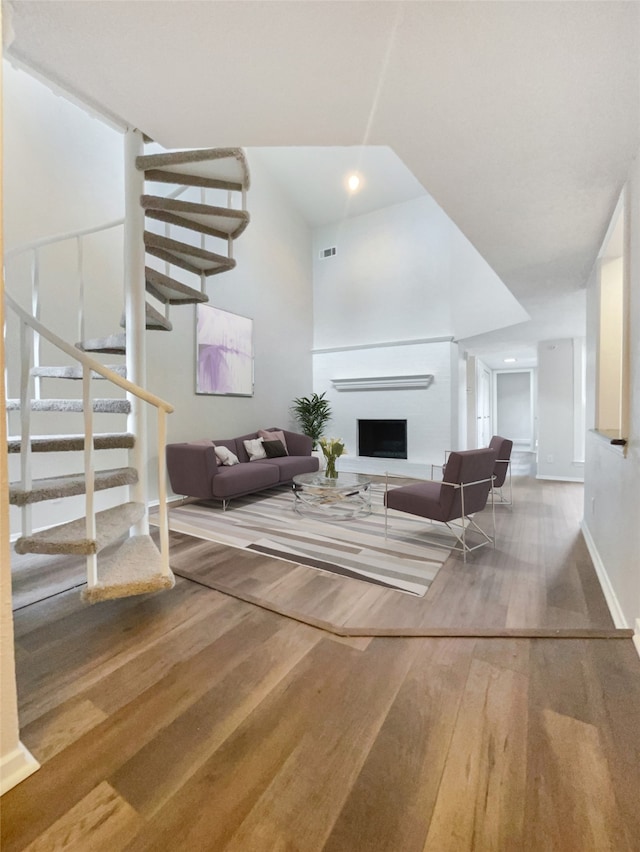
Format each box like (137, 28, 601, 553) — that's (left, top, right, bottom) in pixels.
(503, 357, 517, 363)
(347, 173, 361, 192)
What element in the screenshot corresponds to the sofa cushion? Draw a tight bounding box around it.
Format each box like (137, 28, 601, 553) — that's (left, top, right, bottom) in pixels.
(211, 462, 279, 498)
(385, 481, 449, 522)
(243, 437, 267, 460)
(233, 431, 260, 463)
(254, 454, 319, 481)
(214, 445, 239, 466)
(263, 438, 287, 458)
(258, 428, 289, 453)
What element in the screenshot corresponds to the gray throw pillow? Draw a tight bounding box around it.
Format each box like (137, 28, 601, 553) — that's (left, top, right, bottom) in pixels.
(263, 439, 287, 458)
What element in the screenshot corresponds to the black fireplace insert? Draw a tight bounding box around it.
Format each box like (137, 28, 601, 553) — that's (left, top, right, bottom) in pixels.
(358, 419, 407, 459)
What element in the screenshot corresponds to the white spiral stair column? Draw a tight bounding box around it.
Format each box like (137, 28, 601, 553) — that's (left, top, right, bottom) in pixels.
(124, 128, 148, 536)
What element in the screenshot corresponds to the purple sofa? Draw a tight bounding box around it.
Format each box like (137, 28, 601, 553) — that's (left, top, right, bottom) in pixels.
(166, 427, 319, 507)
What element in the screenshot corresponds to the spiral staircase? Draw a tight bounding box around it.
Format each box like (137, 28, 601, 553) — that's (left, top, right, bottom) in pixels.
(5, 142, 250, 603)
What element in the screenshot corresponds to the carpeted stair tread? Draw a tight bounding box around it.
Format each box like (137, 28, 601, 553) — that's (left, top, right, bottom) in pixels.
(119, 302, 172, 332)
(82, 534, 175, 603)
(144, 232, 235, 277)
(31, 365, 127, 380)
(7, 432, 135, 453)
(77, 333, 126, 355)
(144, 267, 209, 305)
(144, 301, 173, 331)
(10, 466, 138, 506)
(6, 398, 131, 414)
(137, 147, 250, 190)
(14, 501, 146, 556)
(141, 196, 249, 241)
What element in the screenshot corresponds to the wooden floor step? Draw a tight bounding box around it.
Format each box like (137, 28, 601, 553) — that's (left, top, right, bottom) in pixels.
(77, 333, 126, 355)
(144, 232, 235, 277)
(10, 466, 138, 506)
(14, 501, 146, 556)
(82, 534, 175, 603)
(145, 267, 209, 305)
(6, 398, 131, 414)
(31, 365, 127, 380)
(137, 147, 250, 191)
(7, 432, 135, 453)
(141, 195, 249, 241)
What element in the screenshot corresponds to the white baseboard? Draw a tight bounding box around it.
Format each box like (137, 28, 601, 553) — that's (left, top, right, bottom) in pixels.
(0, 742, 39, 796)
(536, 475, 584, 482)
(580, 520, 629, 630)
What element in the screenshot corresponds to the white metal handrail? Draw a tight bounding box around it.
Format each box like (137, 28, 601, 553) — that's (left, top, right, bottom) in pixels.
(3, 187, 189, 259)
(4, 219, 125, 260)
(3, 178, 202, 590)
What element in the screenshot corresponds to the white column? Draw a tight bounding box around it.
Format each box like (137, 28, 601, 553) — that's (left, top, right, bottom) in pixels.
(1, 204, 39, 794)
(124, 128, 148, 534)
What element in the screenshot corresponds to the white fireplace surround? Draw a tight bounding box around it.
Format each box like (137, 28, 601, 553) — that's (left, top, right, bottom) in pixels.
(313, 339, 459, 476)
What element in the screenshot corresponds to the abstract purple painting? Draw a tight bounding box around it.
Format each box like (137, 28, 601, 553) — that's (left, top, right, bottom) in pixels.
(196, 304, 254, 396)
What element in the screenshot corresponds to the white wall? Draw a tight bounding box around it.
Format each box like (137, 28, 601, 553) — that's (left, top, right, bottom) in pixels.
(536, 338, 584, 481)
(4, 63, 128, 535)
(1, 56, 38, 797)
(310, 192, 528, 468)
(583, 149, 640, 631)
(312, 195, 529, 350)
(3, 66, 314, 526)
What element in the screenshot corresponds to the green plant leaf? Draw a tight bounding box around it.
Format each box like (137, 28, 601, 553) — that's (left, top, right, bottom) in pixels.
(291, 392, 332, 448)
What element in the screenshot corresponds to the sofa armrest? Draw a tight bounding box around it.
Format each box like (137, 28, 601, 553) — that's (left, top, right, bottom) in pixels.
(166, 442, 219, 499)
(281, 429, 313, 456)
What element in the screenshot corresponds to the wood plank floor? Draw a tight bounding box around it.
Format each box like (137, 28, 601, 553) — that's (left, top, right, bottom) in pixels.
(165, 475, 621, 635)
(3, 473, 640, 850)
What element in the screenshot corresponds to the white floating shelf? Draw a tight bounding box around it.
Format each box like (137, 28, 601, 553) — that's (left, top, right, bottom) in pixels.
(331, 374, 434, 392)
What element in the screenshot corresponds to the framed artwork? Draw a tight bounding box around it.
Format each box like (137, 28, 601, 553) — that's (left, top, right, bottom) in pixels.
(196, 304, 254, 396)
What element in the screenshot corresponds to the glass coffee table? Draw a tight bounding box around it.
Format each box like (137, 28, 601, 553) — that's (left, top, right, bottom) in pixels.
(292, 472, 373, 520)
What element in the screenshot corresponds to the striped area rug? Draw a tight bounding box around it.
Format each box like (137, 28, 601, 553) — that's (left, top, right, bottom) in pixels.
(161, 484, 452, 596)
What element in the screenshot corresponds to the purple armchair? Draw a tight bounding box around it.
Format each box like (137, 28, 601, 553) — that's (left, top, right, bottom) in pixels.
(384, 448, 496, 561)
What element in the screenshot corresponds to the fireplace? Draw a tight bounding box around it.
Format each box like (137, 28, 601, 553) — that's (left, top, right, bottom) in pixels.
(358, 419, 407, 459)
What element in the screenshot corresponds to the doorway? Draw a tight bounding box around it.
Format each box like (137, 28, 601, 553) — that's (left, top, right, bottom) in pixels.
(477, 365, 492, 447)
(493, 369, 535, 451)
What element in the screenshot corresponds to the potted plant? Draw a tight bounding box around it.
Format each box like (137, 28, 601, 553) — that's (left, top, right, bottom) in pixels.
(291, 391, 332, 449)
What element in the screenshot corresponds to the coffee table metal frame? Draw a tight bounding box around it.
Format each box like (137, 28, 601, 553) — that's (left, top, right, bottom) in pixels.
(292, 471, 373, 520)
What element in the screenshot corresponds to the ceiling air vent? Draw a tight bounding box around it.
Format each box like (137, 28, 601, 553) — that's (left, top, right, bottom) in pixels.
(319, 246, 337, 260)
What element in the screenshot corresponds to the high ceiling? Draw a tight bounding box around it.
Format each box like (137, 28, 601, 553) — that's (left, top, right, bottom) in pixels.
(5, 1, 640, 369)
(251, 146, 428, 229)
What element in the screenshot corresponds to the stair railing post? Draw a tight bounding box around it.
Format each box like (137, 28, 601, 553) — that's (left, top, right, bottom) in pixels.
(124, 127, 148, 536)
(31, 249, 41, 401)
(77, 235, 85, 348)
(227, 190, 234, 261)
(163, 221, 171, 325)
(157, 407, 170, 576)
(19, 319, 32, 536)
(83, 364, 98, 587)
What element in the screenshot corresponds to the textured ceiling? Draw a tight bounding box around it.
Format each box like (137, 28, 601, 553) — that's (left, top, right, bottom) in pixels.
(6, 0, 640, 367)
